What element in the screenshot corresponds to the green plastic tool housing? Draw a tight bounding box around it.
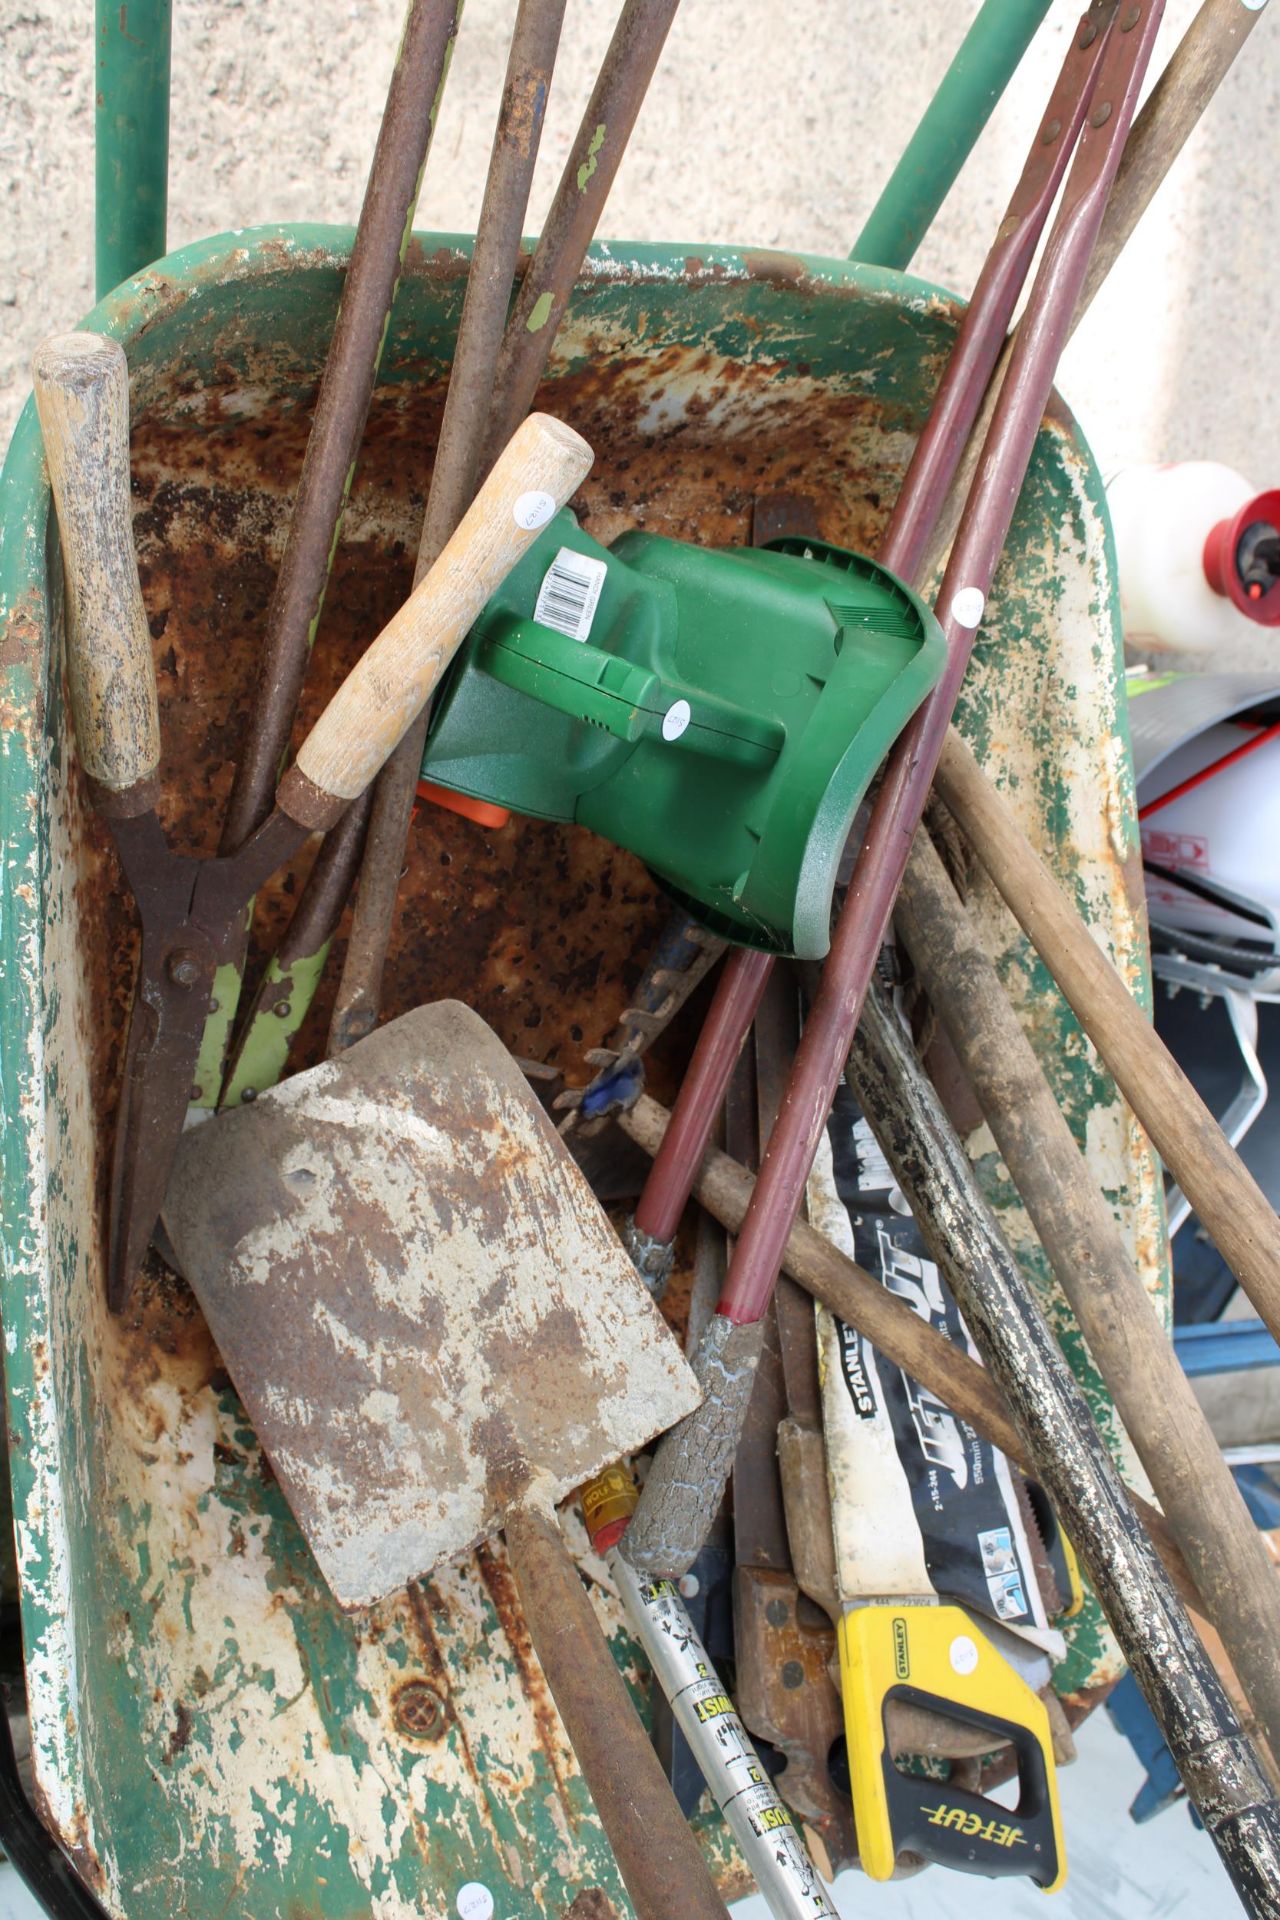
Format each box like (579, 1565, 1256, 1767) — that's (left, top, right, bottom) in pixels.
(420, 514, 945, 958)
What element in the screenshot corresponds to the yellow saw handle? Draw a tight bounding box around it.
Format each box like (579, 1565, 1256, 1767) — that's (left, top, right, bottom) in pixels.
(838, 1602, 1065, 1891)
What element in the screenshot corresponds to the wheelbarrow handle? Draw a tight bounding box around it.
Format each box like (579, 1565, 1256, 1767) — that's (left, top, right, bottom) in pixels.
(277, 411, 593, 830)
(32, 332, 161, 804)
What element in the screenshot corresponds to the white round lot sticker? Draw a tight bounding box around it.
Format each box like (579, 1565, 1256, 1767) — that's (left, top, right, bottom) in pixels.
(513, 489, 556, 531)
(949, 1634, 979, 1677)
(950, 586, 986, 629)
(456, 1885, 494, 1920)
(662, 698, 692, 742)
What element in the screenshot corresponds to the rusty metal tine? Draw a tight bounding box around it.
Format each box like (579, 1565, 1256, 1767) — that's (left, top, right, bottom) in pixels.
(627, 8, 1114, 1264)
(220, 0, 463, 857)
(327, 0, 568, 1054)
(482, 0, 682, 467)
(203, 0, 461, 1110)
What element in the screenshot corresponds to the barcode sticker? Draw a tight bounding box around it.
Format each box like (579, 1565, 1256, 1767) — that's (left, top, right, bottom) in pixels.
(534, 546, 608, 642)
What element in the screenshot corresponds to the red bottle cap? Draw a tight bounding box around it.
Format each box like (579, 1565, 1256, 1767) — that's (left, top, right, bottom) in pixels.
(1202, 488, 1280, 626)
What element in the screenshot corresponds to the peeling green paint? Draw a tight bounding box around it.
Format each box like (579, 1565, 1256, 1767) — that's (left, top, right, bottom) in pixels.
(577, 122, 607, 193)
(191, 951, 249, 1107)
(525, 289, 554, 333)
(219, 941, 332, 1109)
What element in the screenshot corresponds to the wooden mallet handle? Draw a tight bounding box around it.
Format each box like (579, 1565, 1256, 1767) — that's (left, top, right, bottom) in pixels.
(32, 332, 160, 801)
(279, 411, 593, 829)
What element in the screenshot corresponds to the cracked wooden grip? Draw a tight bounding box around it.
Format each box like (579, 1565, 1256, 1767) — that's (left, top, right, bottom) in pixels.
(33, 332, 160, 796)
(279, 411, 593, 829)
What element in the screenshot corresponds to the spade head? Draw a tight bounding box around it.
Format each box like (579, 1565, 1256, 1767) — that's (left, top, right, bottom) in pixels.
(163, 1002, 700, 1608)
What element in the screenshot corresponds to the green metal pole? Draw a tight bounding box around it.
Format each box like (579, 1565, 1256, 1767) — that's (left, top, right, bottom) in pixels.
(95, 0, 172, 298)
(850, 0, 1053, 271)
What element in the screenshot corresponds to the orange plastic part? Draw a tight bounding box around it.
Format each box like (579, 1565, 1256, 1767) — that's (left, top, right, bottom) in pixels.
(416, 778, 511, 830)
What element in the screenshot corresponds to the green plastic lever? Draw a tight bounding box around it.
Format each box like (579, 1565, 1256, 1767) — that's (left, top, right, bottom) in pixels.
(478, 618, 784, 766)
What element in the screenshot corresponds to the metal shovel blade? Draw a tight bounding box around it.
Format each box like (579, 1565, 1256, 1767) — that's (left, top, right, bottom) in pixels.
(162, 1002, 700, 1608)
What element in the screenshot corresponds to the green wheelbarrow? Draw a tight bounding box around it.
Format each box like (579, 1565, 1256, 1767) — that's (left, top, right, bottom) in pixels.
(0, 227, 1165, 1916)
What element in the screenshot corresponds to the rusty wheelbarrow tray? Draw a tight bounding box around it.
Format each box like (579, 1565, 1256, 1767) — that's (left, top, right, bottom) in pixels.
(0, 225, 1164, 1917)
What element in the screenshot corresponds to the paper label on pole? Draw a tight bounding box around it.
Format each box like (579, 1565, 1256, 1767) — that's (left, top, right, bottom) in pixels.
(533, 546, 608, 641)
(513, 490, 556, 531)
(950, 586, 986, 629)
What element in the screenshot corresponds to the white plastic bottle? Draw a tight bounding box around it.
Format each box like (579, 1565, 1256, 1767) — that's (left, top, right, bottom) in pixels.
(1107, 462, 1280, 654)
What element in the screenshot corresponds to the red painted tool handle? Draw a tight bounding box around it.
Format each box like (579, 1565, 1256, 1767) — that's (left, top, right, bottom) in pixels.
(623, 0, 1166, 1582)
(32, 332, 161, 805)
(717, 0, 1165, 1333)
(878, 1, 1114, 583)
(276, 412, 593, 831)
(632, 946, 774, 1245)
(626, 5, 1114, 1272)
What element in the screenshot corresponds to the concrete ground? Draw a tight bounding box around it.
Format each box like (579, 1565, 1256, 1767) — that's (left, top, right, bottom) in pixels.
(3, 0, 1279, 491)
(2, 4, 1278, 1916)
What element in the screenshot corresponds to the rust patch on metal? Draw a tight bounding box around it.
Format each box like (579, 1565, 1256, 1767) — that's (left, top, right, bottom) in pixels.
(163, 1700, 192, 1763)
(35, 1792, 109, 1897)
(0, 596, 45, 680)
(112, 1258, 219, 1411)
(563, 1892, 620, 1919)
(391, 1678, 446, 1742)
(740, 250, 821, 294)
(403, 1581, 484, 1793)
(473, 1539, 577, 1823)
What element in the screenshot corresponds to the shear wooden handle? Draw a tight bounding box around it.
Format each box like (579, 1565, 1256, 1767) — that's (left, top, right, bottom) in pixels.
(32, 332, 160, 797)
(278, 411, 593, 830)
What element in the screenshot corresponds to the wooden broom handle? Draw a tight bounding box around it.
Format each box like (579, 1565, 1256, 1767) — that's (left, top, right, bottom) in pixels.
(935, 726, 1280, 1343)
(32, 332, 160, 800)
(278, 411, 593, 829)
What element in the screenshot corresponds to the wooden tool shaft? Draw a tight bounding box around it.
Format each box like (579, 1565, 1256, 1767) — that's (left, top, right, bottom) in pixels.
(1079, 0, 1269, 319)
(279, 412, 591, 826)
(32, 332, 160, 798)
(936, 726, 1280, 1341)
(897, 829, 1280, 1774)
(504, 1503, 729, 1920)
(617, 1093, 1205, 1621)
